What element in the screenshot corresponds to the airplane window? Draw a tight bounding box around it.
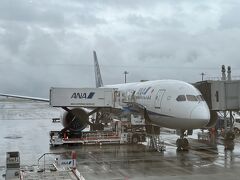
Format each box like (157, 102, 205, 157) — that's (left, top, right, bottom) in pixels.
(196, 95, 205, 101)
(186, 95, 198, 101)
(176, 95, 186, 101)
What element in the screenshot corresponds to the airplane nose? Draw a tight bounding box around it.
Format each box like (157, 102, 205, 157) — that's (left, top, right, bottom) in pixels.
(190, 105, 210, 127)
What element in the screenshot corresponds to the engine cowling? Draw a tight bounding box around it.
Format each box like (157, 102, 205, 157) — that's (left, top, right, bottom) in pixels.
(205, 110, 218, 128)
(62, 108, 88, 132)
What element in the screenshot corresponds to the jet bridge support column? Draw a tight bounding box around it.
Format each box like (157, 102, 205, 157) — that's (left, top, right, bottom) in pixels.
(229, 111, 234, 131)
(224, 111, 227, 134)
(223, 111, 235, 141)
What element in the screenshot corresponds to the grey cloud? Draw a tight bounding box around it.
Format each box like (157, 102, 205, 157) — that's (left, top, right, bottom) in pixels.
(0, 0, 240, 97)
(0, 0, 64, 27)
(97, 27, 240, 84)
(20, 28, 63, 64)
(75, 14, 106, 27)
(0, 0, 106, 29)
(220, 3, 240, 29)
(0, 23, 29, 56)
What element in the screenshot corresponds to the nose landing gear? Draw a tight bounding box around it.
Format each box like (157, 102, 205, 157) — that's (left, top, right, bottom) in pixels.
(176, 138, 189, 151)
(176, 130, 190, 151)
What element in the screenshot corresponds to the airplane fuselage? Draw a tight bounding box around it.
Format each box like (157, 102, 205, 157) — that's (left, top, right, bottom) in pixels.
(106, 80, 210, 130)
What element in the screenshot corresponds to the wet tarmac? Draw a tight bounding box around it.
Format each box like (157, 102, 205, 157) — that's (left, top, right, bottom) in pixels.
(1, 97, 240, 180)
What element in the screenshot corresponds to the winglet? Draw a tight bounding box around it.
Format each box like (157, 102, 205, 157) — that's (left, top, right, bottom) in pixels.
(93, 50, 103, 88)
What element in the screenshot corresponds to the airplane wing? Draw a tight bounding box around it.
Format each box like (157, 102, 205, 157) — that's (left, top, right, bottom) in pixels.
(0, 93, 49, 102)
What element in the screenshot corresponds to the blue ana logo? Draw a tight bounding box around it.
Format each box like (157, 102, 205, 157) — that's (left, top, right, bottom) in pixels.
(71, 92, 95, 99)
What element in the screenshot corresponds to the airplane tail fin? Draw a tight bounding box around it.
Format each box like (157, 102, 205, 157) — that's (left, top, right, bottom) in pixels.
(93, 50, 103, 88)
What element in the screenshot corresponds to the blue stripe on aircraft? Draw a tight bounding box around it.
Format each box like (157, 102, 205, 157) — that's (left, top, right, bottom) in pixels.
(144, 87, 152, 95)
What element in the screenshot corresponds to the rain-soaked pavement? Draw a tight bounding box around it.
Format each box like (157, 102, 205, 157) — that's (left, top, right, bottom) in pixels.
(1, 97, 240, 180)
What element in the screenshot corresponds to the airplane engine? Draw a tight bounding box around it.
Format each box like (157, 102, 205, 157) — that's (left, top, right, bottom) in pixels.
(62, 108, 88, 132)
(205, 110, 218, 128)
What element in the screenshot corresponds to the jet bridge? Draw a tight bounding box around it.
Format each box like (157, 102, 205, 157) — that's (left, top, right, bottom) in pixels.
(50, 87, 121, 108)
(194, 80, 240, 111)
(195, 80, 240, 140)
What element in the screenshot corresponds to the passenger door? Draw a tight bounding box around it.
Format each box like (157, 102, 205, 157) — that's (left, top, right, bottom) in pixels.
(154, 89, 165, 109)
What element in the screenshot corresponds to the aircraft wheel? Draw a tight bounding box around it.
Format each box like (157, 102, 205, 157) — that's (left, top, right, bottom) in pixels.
(183, 138, 189, 146)
(182, 138, 189, 151)
(176, 139, 181, 147)
(225, 131, 235, 140)
(224, 140, 234, 150)
(132, 135, 139, 144)
(177, 146, 182, 151)
(176, 138, 189, 151)
(234, 127, 240, 134)
(176, 139, 183, 151)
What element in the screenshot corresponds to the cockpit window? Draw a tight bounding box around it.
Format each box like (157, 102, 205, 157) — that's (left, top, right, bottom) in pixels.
(196, 95, 205, 101)
(176, 95, 186, 101)
(186, 95, 198, 101)
(177, 94, 205, 102)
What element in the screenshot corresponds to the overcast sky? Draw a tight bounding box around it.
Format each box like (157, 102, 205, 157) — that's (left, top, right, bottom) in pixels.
(0, 0, 240, 97)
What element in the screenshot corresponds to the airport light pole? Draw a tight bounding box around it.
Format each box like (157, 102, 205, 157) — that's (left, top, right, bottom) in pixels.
(124, 71, 129, 83)
(200, 72, 205, 81)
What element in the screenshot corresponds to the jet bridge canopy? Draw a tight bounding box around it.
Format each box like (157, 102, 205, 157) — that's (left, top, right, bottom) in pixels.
(194, 80, 240, 111)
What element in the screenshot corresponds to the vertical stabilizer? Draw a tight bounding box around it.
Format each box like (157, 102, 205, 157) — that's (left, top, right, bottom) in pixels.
(93, 51, 103, 88)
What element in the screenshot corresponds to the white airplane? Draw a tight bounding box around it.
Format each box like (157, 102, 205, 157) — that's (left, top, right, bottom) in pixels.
(0, 51, 216, 150)
(106, 80, 210, 130)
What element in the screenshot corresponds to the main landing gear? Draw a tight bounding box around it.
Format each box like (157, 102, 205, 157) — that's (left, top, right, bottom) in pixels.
(176, 130, 189, 151)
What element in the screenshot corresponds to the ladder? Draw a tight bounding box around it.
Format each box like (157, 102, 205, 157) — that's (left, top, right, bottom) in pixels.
(148, 135, 166, 152)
